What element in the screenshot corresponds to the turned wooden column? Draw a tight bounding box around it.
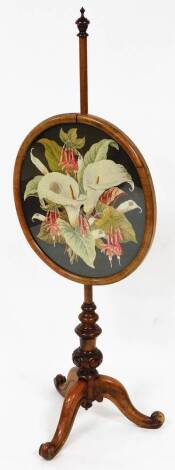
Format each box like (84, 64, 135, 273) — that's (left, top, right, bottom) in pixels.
(72, 286, 103, 399)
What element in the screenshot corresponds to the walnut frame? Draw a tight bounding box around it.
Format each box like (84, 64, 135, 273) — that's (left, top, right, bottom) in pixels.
(13, 112, 156, 286)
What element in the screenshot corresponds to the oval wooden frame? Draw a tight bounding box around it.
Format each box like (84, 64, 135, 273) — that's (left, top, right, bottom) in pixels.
(13, 113, 156, 285)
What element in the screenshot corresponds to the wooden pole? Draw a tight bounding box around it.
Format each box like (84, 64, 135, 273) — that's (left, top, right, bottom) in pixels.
(79, 37, 88, 114)
(75, 7, 90, 114)
(76, 8, 91, 302)
(84, 284, 93, 303)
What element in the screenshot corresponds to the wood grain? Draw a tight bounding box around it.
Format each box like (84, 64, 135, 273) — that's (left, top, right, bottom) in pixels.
(79, 37, 88, 114)
(39, 380, 86, 460)
(96, 375, 165, 429)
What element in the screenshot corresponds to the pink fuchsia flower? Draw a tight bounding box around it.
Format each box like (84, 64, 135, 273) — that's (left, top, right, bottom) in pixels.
(99, 187, 125, 205)
(60, 146, 78, 175)
(76, 213, 90, 237)
(45, 211, 60, 246)
(100, 227, 123, 266)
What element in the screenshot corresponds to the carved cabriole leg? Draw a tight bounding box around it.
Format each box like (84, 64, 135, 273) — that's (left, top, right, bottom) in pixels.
(39, 285, 164, 461)
(95, 375, 165, 429)
(54, 367, 78, 397)
(39, 379, 87, 460)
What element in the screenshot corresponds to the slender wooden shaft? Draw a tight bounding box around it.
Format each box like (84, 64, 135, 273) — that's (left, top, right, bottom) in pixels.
(79, 37, 88, 114)
(76, 7, 89, 114)
(76, 9, 93, 333)
(84, 285, 93, 303)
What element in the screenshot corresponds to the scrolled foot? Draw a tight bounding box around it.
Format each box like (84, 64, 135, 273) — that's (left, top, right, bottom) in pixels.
(54, 367, 78, 397)
(54, 374, 66, 392)
(39, 379, 87, 460)
(39, 442, 57, 461)
(96, 375, 165, 429)
(150, 411, 165, 428)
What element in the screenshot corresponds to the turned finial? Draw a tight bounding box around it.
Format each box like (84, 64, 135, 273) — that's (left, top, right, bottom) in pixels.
(75, 7, 90, 38)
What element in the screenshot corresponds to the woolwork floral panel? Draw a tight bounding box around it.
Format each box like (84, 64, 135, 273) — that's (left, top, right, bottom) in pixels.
(20, 123, 145, 278)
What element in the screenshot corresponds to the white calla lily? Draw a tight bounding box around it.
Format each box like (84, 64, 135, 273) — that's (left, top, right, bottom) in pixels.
(117, 200, 142, 214)
(83, 160, 134, 214)
(30, 149, 48, 175)
(32, 213, 46, 222)
(37, 172, 86, 226)
(36, 159, 135, 226)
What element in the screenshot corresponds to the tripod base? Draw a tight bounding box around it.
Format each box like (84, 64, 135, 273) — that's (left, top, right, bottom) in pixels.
(39, 287, 164, 461)
(39, 368, 165, 461)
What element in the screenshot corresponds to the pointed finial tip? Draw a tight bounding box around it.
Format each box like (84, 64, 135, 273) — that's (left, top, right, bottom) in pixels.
(75, 8, 90, 37)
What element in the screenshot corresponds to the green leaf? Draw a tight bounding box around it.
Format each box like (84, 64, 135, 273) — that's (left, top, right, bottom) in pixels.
(74, 137, 85, 149)
(96, 201, 109, 214)
(65, 246, 79, 264)
(96, 206, 122, 231)
(38, 138, 61, 171)
(96, 206, 137, 243)
(58, 219, 96, 268)
(68, 128, 78, 143)
(24, 175, 42, 200)
(118, 215, 137, 243)
(37, 221, 64, 245)
(59, 128, 68, 144)
(84, 139, 119, 166)
(60, 127, 85, 149)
